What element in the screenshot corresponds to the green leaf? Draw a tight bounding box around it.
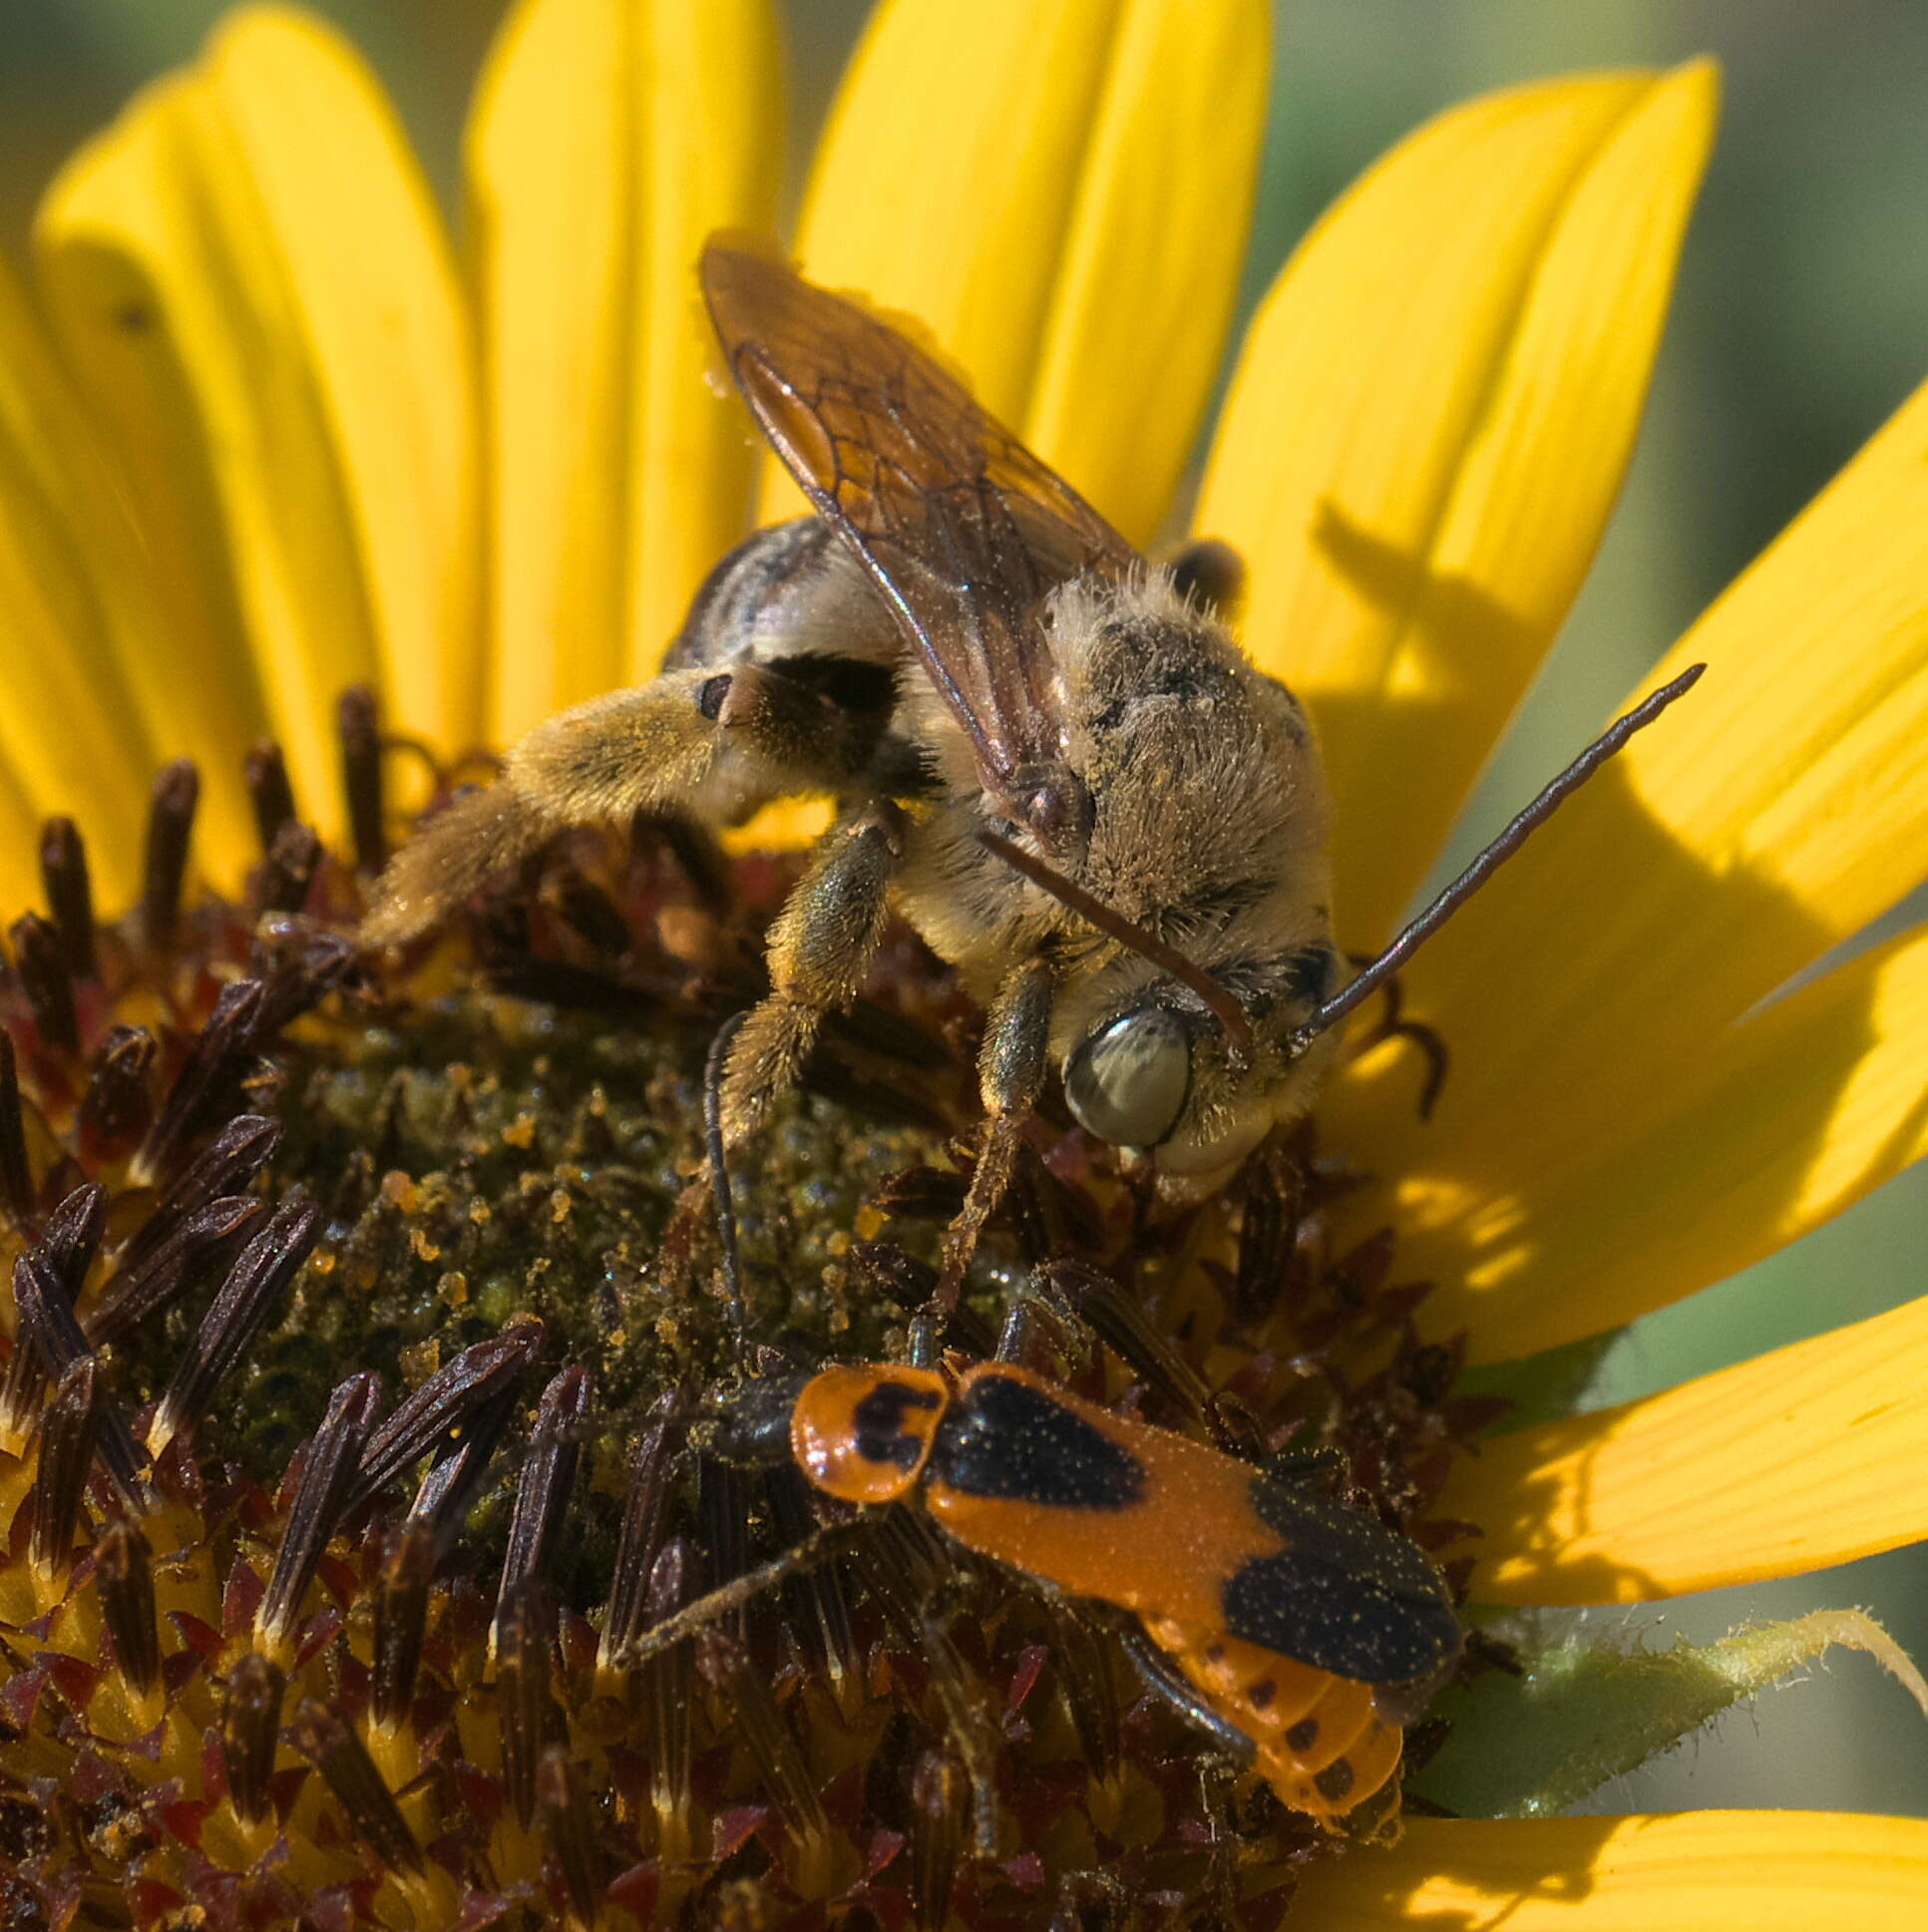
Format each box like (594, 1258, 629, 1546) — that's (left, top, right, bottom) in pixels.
(1415, 1607, 1928, 1818)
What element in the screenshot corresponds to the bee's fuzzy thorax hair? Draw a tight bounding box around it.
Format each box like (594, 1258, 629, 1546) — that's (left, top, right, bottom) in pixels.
(1044, 557, 1200, 634)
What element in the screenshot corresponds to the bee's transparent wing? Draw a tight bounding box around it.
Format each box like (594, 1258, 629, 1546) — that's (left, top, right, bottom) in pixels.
(702, 240, 1136, 847)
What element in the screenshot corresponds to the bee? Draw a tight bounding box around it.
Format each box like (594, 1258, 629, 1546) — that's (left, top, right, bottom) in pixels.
(367, 239, 1701, 1298)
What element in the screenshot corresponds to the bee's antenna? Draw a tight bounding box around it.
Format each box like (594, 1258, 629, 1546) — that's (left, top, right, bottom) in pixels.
(704, 1011, 752, 1353)
(1293, 662, 1708, 1055)
(975, 830, 1257, 1065)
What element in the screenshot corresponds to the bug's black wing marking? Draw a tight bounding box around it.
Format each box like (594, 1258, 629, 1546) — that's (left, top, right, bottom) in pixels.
(1225, 1475, 1462, 1685)
(930, 1369, 1147, 1510)
(701, 240, 1137, 850)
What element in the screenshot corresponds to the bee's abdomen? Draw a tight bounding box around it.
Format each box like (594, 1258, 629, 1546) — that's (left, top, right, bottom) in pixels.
(1142, 1615, 1403, 1826)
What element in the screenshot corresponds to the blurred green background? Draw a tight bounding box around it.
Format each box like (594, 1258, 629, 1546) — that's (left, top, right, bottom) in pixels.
(2, 0, 1922, 1819)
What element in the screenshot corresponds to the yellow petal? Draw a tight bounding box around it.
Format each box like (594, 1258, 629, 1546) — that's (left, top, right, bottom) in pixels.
(1328, 363, 1928, 1225)
(721, 797, 834, 857)
(466, 0, 781, 742)
(793, 0, 1120, 422)
(1409, 919, 1928, 1364)
(1441, 1294, 1928, 1603)
(1294, 1812, 1928, 1929)
(1197, 65, 1715, 948)
(775, 0, 1266, 545)
(37, 4, 477, 841)
(0, 252, 163, 903)
(1016, 0, 1268, 547)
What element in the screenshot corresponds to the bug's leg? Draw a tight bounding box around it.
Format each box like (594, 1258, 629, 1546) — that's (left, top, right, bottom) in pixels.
(935, 960, 1055, 1311)
(906, 1311, 945, 1369)
(1111, 1620, 1247, 1906)
(990, 1274, 1088, 1372)
(992, 1297, 1040, 1367)
(1341, 956, 1450, 1119)
(718, 800, 906, 1146)
(1257, 1436, 1350, 1489)
(1113, 1623, 1257, 1769)
(615, 1518, 869, 1670)
(364, 664, 874, 948)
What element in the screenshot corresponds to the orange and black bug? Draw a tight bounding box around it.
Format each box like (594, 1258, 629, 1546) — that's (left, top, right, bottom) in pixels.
(640, 1051, 1465, 1832)
(686, 1353, 1460, 1830)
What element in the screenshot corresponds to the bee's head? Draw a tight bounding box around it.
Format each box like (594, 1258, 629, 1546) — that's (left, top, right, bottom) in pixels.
(973, 828, 1348, 1191)
(995, 662, 1713, 1196)
(1059, 940, 1346, 1193)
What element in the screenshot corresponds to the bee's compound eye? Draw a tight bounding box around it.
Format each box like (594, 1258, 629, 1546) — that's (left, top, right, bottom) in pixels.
(1065, 1007, 1192, 1148)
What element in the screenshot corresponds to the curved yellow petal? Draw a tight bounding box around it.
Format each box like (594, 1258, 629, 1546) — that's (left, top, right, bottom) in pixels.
(1329, 364, 1928, 1223)
(1018, 0, 1267, 546)
(466, 0, 781, 742)
(794, 0, 1121, 424)
(775, 0, 1266, 545)
(1198, 64, 1715, 948)
(37, 4, 476, 843)
(1410, 919, 1928, 1364)
(1441, 1295, 1928, 1603)
(0, 252, 163, 903)
(1294, 1812, 1928, 1930)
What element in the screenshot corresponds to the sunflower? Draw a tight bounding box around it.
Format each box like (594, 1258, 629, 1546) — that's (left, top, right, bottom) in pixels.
(0, 0, 1924, 1927)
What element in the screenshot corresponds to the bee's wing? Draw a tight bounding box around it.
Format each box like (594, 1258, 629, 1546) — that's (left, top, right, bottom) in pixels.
(702, 241, 1136, 845)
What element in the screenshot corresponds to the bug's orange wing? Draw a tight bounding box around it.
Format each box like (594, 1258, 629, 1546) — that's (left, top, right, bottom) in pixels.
(701, 240, 1137, 847)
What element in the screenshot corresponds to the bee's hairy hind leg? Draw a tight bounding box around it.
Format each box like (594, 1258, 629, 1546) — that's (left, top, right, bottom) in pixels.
(359, 779, 552, 949)
(362, 665, 877, 949)
(936, 960, 1054, 1313)
(719, 800, 906, 1146)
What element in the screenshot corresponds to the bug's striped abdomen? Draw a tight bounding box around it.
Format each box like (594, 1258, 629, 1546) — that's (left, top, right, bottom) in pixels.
(1144, 1618, 1401, 1823)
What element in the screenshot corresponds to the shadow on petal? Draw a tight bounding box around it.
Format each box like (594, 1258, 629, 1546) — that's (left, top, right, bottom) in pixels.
(1290, 488, 1868, 1362)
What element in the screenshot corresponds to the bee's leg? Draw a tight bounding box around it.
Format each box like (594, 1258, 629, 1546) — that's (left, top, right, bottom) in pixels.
(1340, 956, 1450, 1119)
(719, 800, 906, 1145)
(364, 666, 873, 948)
(936, 960, 1055, 1311)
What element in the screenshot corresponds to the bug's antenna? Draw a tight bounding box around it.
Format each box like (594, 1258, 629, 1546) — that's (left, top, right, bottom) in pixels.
(1293, 662, 1707, 1054)
(976, 830, 1257, 1065)
(704, 1012, 752, 1353)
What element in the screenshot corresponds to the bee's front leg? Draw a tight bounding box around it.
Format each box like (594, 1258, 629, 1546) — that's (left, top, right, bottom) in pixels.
(936, 959, 1054, 1311)
(719, 800, 906, 1144)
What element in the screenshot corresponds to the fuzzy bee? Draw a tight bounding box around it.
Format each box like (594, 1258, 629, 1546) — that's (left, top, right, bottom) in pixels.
(367, 240, 1700, 1295)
